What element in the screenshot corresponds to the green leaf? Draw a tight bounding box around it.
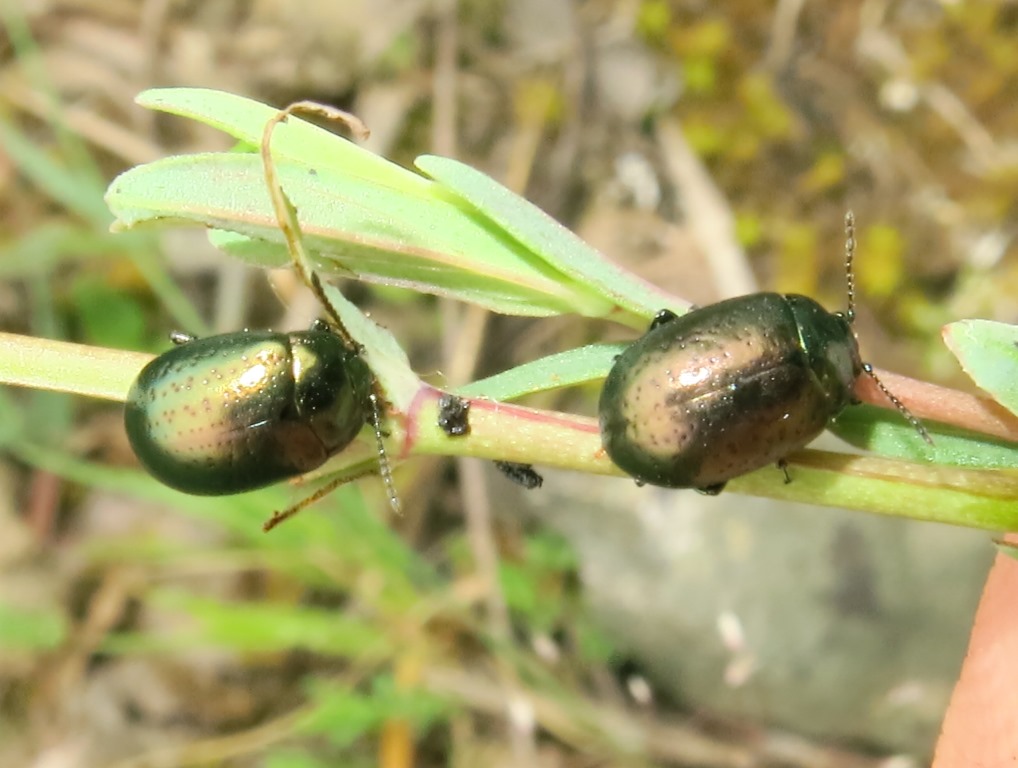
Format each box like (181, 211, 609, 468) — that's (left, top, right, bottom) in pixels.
(106, 88, 686, 325)
(832, 403, 1018, 470)
(316, 281, 419, 410)
(416, 155, 680, 326)
(265, 751, 336, 768)
(576, 620, 617, 664)
(107, 151, 586, 317)
(137, 88, 420, 187)
(524, 531, 579, 572)
(0, 117, 109, 225)
(499, 561, 562, 631)
(299, 676, 450, 747)
(297, 688, 379, 748)
(146, 592, 392, 657)
(0, 603, 66, 650)
(943, 319, 1018, 415)
(0, 333, 147, 403)
(71, 276, 148, 349)
(456, 343, 625, 400)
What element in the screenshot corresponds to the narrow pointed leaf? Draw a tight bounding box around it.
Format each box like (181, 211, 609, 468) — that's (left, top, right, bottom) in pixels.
(456, 343, 625, 401)
(415, 154, 681, 327)
(107, 152, 603, 316)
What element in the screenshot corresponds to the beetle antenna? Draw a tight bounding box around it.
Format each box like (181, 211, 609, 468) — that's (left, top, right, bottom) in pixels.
(861, 363, 934, 445)
(843, 211, 933, 446)
(368, 392, 402, 514)
(844, 210, 857, 323)
(261, 442, 400, 530)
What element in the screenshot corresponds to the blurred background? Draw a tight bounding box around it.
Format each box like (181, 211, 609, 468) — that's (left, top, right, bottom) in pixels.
(1, 1, 1016, 766)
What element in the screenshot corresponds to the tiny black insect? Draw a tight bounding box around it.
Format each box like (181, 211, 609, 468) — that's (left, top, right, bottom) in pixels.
(437, 393, 471, 437)
(494, 461, 544, 490)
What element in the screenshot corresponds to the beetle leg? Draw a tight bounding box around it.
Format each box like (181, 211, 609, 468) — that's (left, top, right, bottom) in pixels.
(777, 459, 792, 484)
(168, 331, 196, 345)
(649, 309, 680, 331)
(648, 305, 699, 331)
(696, 482, 725, 496)
(263, 467, 376, 531)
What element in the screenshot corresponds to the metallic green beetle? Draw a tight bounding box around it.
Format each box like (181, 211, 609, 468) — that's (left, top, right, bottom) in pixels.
(598, 294, 862, 493)
(598, 212, 930, 493)
(124, 322, 374, 495)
